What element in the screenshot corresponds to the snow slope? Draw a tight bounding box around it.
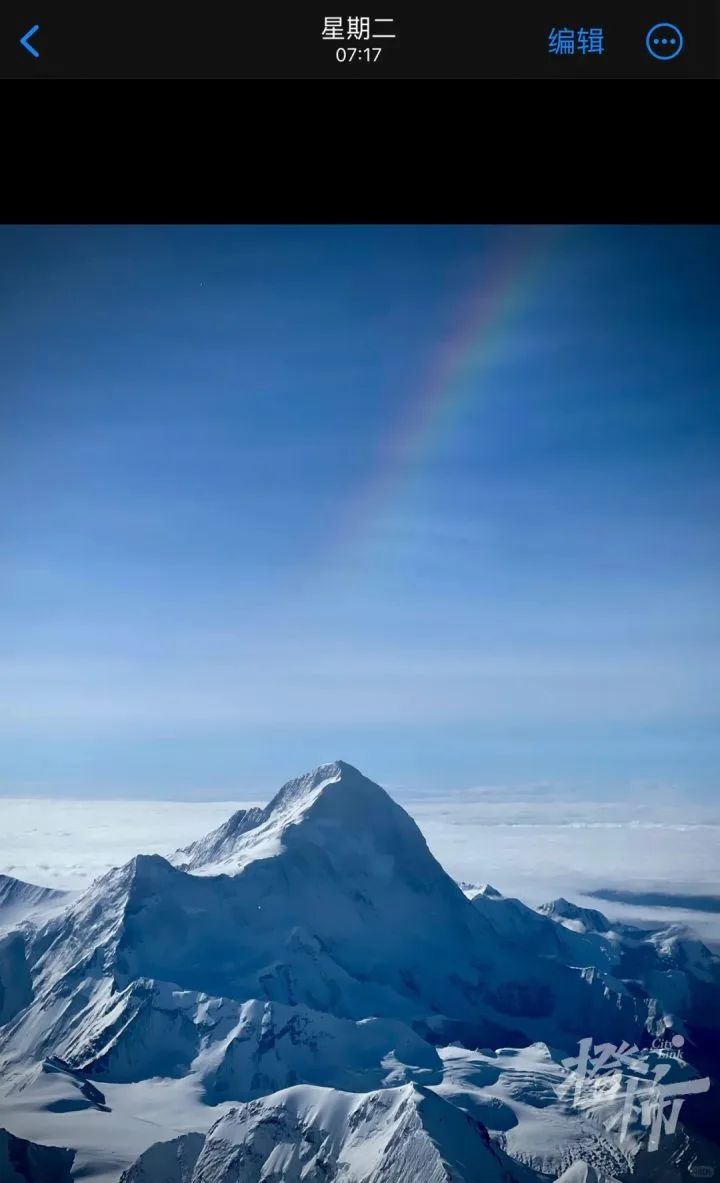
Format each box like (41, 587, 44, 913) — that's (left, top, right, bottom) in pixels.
(467, 888, 620, 973)
(537, 896, 720, 1031)
(0, 874, 68, 930)
(120, 1082, 534, 1183)
(537, 899, 613, 935)
(433, 1043, 636, 1179)
(555, 1162, 620, 1183)
(1, 761, 718, 1182)
(0, 876, 70, 1026)
(1, 762, 649, 1083)
(118, 1132, 204, 1183)
(8, 979, 441, 1098)
(464, 884, 720, 1036)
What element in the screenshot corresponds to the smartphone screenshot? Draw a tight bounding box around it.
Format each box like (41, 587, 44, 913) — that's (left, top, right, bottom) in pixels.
(0, 3, 718, 76)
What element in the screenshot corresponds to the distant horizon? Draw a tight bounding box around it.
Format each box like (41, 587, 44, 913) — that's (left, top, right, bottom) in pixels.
(1, 770, 719, 803)
(2, 737, 719, 802)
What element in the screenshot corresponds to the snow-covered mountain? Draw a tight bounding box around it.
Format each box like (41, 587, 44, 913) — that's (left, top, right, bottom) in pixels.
(463, 884, 720, 1037)
(1, 762, 649, 1078)
(117, 1047, 719, 1183)
(0, 761, 718, 1182)
(467, 887, 619, 972)
(0, 873, 68, 929)
(537, 895, 720, 1034)
(19, 980, 442, 1098)
(0, 875, 72, 1024)
(118, 1082, 536, 1183)
(433, 1042, 632, 1179)
(537, 898, 613, 935)
(555, 1163, 619, 1183)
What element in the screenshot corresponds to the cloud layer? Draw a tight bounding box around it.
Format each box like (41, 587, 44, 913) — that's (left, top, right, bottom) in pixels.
(2, 792, 718, 945)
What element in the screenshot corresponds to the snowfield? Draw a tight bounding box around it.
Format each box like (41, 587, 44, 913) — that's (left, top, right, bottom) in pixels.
(117, 1082, 537, 1183)
(0, 762, 718, 1181)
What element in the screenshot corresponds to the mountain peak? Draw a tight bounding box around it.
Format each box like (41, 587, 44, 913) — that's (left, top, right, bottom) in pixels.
(265, 760, 385, 817)
(269, 759, 358, 801)
(119, 1082, 529, 1183)
(537, 897, 611, 933)
(174, 761, 399, 874)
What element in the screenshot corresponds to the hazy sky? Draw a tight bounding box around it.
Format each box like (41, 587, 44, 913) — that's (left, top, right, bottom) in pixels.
(1, 225, 719, 798)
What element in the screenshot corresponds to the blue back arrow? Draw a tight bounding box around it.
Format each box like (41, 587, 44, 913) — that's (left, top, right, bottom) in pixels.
(20, 24, 40, 57)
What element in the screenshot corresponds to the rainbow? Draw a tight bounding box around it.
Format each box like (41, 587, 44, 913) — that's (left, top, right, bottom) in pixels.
(335, 227, 561, 560)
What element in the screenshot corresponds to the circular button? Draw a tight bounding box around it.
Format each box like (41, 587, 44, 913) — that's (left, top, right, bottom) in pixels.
(645, 22, 684, 59)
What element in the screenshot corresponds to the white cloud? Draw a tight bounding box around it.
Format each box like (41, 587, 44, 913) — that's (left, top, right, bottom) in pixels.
(0, 798, 259, 890)
(1, 792, 719, 945)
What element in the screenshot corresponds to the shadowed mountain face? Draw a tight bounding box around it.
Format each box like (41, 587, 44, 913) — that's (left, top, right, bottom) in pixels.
(0, 876, 70, 1024)
(535, 892, 720, 1034)
(2, 762, 650, 1069)
(1, 763, 719, 1183)
(0, 932, 33, 1025)
(0, 1127, 75, 1183)
(119, 1083, 537, 1183)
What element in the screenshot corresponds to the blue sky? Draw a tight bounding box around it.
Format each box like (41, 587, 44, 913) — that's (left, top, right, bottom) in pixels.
(1, 225, 719, 799)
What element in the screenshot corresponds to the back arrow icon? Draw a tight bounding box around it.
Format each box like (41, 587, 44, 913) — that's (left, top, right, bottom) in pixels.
(20, 23, 40, 57)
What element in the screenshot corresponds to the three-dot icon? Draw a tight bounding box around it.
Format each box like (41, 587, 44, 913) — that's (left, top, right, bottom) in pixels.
(646, 21, 684, 59)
